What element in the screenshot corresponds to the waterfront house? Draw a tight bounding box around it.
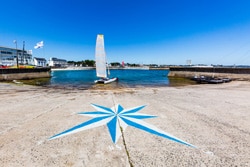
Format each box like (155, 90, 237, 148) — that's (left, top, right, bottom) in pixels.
(33, 57, 47, 67)
(0, 46, 33, 66)
(48, 57, 67, 67)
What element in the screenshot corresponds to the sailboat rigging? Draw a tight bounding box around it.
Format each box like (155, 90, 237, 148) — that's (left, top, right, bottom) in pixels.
(94, 34, 118, 84)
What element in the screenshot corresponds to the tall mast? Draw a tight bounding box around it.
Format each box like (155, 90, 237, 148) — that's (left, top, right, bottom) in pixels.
(13, 40, 19, 68)
(22, 41, 25, 64)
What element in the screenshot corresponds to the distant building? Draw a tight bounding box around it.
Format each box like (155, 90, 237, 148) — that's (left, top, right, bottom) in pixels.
(33, 57, 47, 67)
(0, 46, 33, 66)
(48, 57, 67, 67)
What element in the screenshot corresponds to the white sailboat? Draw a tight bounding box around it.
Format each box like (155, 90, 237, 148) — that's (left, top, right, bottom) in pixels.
(94, 34, 118, 84)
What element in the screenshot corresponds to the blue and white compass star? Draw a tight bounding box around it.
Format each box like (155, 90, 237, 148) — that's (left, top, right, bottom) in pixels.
(49, 103, 196, 148)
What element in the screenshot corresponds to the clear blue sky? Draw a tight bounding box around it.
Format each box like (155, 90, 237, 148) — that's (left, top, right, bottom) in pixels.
(1, 0, 250, 65)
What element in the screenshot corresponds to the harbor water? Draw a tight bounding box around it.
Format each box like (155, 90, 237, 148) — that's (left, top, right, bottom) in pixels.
(18, 69, 195, 89)
(50, 69, 169, 89)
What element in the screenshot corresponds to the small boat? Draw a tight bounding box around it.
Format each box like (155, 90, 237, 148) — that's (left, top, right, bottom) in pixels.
(94, 34, 118, 84)
(205, 77, 224, 84)
(191, 75, 207, 84)
(222, 78, 232, 83)
(13, 80, 23, 84)
(191, 76, 226, 84)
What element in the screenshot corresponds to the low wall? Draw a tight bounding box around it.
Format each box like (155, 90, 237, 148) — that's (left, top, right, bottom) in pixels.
(0, 68, 51, 81)
(168, 67, 250, 80)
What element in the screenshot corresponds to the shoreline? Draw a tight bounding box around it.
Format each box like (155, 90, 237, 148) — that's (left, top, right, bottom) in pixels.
(0, 81, 249, 166)
(0, 74, 197, 90)
(0, 67, 51, 81)
(169, 66, 250, 80)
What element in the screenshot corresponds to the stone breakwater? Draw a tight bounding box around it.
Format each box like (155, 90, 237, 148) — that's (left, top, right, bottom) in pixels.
(0, 67, 51, 81)
(168, 67, 250, 80)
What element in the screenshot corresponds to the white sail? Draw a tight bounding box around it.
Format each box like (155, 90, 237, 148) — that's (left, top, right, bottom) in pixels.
(95, 34, 107, 78)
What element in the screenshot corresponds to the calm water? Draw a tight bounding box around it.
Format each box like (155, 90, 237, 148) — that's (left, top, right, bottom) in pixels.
(19, 69, 195, 89)
(50, 69, 170, 89)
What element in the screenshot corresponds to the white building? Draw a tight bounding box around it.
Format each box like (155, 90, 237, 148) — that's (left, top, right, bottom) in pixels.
(33, 57, 47, 67)
(48, 57, 67, 67)
(0, 46, 33, 66)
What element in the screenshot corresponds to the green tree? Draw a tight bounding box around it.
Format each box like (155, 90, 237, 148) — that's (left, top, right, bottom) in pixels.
(85, 60, 95, 67)
(110, 62, 121, 66)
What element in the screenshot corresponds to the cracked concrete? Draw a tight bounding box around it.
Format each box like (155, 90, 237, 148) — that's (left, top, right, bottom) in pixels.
(0, 81, 250, 166)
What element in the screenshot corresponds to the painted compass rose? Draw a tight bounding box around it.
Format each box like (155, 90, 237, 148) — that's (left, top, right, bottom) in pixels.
(49, 103, 196, 148)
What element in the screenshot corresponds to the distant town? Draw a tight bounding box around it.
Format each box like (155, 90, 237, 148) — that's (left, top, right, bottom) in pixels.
(1, 45, 250, 69)
(0, 45, 168, 69)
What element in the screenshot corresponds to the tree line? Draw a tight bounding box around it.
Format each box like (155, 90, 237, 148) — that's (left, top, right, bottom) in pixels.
(67, 60, 95, 67)
(67, 60, 124, 67)
(67, 60, 151, 67)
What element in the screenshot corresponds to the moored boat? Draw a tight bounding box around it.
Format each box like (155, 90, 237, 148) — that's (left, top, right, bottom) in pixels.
(191, 75, 230, 84)
(206, 77, 224, 84)
(222, 78, 232, 83)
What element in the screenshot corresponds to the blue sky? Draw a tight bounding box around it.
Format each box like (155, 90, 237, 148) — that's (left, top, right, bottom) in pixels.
(1, 0, 250, 65)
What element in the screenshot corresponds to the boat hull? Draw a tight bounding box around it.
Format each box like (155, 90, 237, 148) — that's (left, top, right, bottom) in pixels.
(191, 76, 231, 84)
(95, 77, 118, 84)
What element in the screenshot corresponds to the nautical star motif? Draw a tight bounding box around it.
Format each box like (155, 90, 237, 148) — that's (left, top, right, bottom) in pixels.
(49, 103, 196, 148)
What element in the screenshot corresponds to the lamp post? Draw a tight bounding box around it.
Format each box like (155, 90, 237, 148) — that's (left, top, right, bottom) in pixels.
(13, 40, 19, 68)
